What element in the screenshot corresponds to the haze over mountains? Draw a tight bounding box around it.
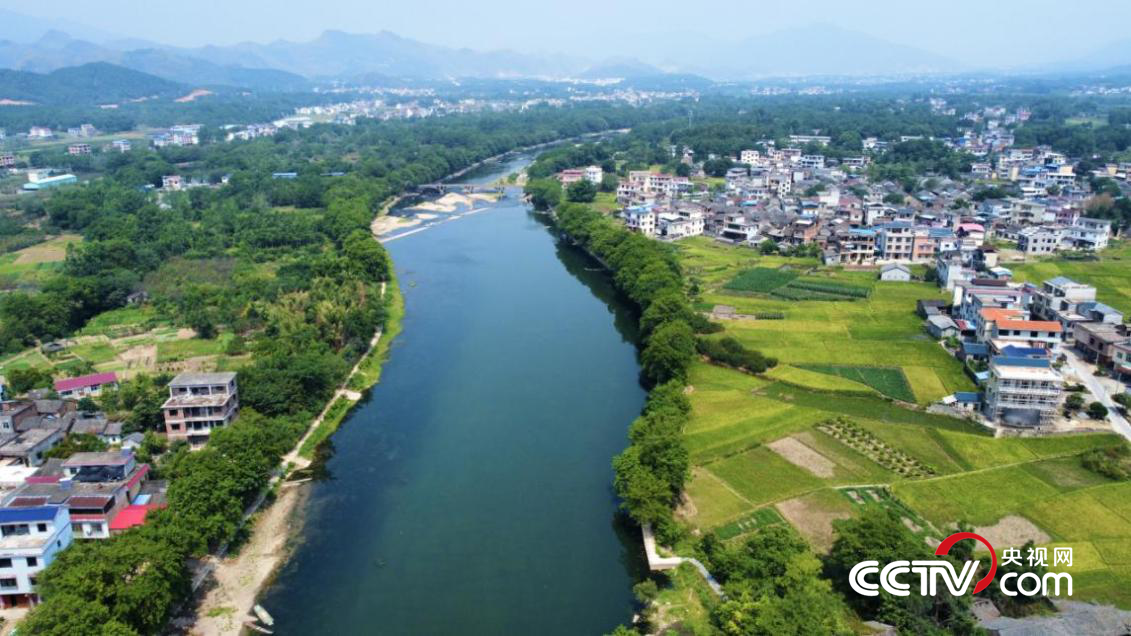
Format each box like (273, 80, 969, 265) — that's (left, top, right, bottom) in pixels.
(3, 7, 1131, 92)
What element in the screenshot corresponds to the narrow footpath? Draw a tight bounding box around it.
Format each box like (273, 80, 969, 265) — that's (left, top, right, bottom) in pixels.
(186, 281, 387, 635)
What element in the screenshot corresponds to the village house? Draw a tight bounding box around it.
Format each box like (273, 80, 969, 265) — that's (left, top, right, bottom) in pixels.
(5, 451, 156, 540)
(53, 372, 118, 400)
(982, 356, 1063, 427)
(162, 372, 240, 447)
(0, 505, 72, 609)
(879, 263, 911, 282)
(66, 144, 91, 156)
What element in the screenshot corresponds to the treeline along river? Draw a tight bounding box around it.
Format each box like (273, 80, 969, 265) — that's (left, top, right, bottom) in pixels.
(259, 155, 649, 634)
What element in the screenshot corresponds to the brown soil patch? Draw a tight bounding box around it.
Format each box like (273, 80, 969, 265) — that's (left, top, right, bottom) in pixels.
(119, 344, 157, 370)
(767, 436, 836, 478)
(776, 497, 851, 553)
(974, 515, 1050, 549)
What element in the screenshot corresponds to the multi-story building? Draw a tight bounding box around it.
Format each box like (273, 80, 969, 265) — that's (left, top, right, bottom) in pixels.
(111, 139, 131, 153)
(1030, 277, 1097, 340)
(66, 144, 91, 156)
(1113, 341, 1131, 382)
(583, 165, 603, 184)
(0, 506, 71, 608)
(983, 357, 1063, 426)
(622, 207, 656, 237)
(0, 154, 15, 169)
(1065, 217, 1112, 251)
(161, 372, 239, 447)
(877, 223, 915, 261)
(1016, 226, 1065, 255)
(1073, 322, 1129, 367)
(718, 213, 760, 245)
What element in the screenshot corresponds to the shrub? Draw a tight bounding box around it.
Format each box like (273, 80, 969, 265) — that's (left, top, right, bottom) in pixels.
(697, 336, 777, 374)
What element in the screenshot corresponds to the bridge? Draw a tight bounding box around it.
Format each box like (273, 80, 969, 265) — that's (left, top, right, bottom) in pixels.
(417, 183, 505, 194)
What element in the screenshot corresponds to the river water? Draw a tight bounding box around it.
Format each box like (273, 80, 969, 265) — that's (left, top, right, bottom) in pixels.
(259, 155, 648, 634)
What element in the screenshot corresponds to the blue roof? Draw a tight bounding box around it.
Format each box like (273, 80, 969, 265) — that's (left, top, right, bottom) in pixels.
(961, 342, 989, 355)
(1047, 276, 1076, 287)
(999, 346, 1049, 358)
(881, 222, 912, 229)
(0, 506, 59, 524)
(954, 392, 982, 404)
(992, 356, 1051, 368)
(849, 228, 876, 236)
(1079, 301, 1122, 317)
(928, 228, 956, 238)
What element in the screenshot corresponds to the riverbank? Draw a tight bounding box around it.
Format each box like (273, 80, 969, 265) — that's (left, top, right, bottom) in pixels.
(188, 280, 399, 634)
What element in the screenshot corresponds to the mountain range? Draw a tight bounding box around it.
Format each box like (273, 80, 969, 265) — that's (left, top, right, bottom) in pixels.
(5, 9, 1131, 91)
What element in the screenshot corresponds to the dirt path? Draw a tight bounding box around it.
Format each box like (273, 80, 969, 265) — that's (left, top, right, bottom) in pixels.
(186, 282, 387, 634)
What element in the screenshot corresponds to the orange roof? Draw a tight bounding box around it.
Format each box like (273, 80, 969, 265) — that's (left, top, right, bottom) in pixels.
(997, 320, 1062, 333)
(981, 308, 1024, 322)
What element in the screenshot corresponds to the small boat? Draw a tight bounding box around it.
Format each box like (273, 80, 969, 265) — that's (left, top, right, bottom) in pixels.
(244, 620, 273, 634)
(253, 604, 275, 626)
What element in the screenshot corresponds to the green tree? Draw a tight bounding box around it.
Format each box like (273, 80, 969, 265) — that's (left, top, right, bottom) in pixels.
(1087, 401, 1110, 419)
(566, 178, 598, 203)
(7, 367, 54, 394)
(640, 320, 695, 384)
(599, 173, 619, 193)
(523, 178, 562, 211)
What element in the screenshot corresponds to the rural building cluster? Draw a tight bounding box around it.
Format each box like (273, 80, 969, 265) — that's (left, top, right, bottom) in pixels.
(0, 372, 239, 607)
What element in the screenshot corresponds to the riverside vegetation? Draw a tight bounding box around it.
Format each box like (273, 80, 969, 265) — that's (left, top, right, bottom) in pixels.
(6, 103, 691, 636)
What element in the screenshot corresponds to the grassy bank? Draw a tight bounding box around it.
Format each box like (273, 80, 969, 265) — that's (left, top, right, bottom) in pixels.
(297, 396, 354, 460)
(348, 277, 404, 392)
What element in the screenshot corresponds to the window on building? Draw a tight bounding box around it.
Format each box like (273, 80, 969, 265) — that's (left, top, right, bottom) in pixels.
(1, 524, 29, 537)
(36, 523, 46, 533)
(25, 557, 36, 567)
(0, 559, 10, 568)
(0, 578, 17, 589)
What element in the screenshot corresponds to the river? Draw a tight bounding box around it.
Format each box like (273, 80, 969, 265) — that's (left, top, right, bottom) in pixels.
(258, 155, 649, 634)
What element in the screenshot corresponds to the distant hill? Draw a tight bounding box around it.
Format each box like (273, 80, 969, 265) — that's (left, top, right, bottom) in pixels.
(0, 32, 310, 91)
(0, 62, 183, 105)
(659, 23, 964, 78)
(184, 30, 579, 80)
(579, 59, 666, 79)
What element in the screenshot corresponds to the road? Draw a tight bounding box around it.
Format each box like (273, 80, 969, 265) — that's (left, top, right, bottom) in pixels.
(1062, 350, 1131, 442)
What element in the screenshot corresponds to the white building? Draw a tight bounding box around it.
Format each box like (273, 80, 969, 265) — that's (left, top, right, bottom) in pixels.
(622, 207, 656, 237)
(1016, 226, 1065, 255)
(0, 506, 72, 608)
(583, 165, 603, 184)
(983, 358, 1063, 426)
(1065, 217, 1112, 251)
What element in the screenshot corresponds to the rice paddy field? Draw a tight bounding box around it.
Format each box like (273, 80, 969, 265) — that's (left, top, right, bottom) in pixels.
(679, 236, 972, 405)
(1008, 240, 1131, 314)
(675, 237, 1131, 608)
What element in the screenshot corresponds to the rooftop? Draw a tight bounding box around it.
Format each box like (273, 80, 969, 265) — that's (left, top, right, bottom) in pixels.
(168, 372, 236, 387)
(62, 451, 132, 468)
(54, 372, 117, 393)
(997, 320, 1062, 333)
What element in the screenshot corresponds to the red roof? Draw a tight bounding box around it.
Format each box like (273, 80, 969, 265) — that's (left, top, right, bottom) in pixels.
(998, 320, 1062, 333)
(54, 372, 118, 393)
(109, 504, 163, 531)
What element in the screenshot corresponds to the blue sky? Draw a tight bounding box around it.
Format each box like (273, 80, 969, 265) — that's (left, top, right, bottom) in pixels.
(5, 0, 1131, 69)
